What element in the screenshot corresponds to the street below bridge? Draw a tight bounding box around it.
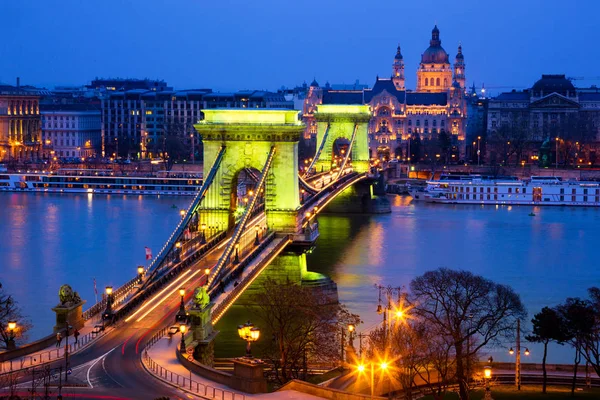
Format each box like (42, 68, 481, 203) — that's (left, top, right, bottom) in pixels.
(2, 213, 271, 399)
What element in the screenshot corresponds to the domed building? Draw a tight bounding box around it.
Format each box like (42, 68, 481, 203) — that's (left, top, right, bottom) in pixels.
(302, 25, 469, 160)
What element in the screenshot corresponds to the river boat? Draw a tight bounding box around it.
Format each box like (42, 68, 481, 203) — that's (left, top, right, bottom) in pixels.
(423, 176, 600, 207)
(408, 174, 501, 201)
(0, 169, 203, 196)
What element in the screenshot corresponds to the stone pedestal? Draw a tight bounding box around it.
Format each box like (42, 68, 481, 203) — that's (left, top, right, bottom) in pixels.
(231, 358, 267, 394)
(52, 300, 86, 333)
(188, 303, 219, 366)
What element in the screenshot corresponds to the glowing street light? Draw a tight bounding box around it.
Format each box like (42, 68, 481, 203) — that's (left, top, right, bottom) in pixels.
(200, 223, 207, 244)
(137, 266, 144, 283)
(483, 366, 493, 400)
(103, 286, 114, 321)
(179, 209, 186, 219)
(6, 320, 17, 349)
(233, 243, 240, 264)
(237, 321, 260, 358)
(179, 324, 187, 352)
(356, 361, 390, 400)
(176, 288, 186, 322)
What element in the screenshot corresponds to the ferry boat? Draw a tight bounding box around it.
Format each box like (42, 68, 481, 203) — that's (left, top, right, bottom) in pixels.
(424, 176, 600, 207)
(0, 169, 203, 196)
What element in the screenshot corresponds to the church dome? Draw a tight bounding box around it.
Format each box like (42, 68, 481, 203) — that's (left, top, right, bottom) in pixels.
(531, 74, 575, 96)
(395, 45, 403, 60)
(421, 25, 449, 64)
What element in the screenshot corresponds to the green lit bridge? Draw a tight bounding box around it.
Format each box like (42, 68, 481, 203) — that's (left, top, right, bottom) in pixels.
(104, 105, 391, 357)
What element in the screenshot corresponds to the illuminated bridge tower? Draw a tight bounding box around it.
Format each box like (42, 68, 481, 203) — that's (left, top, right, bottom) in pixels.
(314, 105, 371, 174)
(194, 109, 304, 233)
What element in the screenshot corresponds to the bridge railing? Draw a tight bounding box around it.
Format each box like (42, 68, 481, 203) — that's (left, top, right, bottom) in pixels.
(82, 275, 140, 321)
(142, 328, 245, 400)
(111, 231, 227, 323)
(211, 234, 291, 325)
(0, 328, 107, 374)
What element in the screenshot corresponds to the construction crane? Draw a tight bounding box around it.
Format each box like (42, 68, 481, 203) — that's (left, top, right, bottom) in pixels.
(567, 76, 600, 81)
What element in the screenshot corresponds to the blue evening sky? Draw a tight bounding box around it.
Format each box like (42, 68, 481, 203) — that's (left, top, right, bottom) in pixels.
(1, 0, 598, 94)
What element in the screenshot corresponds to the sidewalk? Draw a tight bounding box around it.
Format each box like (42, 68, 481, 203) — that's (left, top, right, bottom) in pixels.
(0, 312, 111, 374)
(145, 335, 325, 400)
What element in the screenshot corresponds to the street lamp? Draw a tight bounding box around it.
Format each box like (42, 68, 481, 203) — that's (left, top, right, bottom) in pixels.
(254, 225, 260, 246)
(483, 366, 493, 400)
(137, 266, 144, 284)
(103, 286, 114, 321)
(477, 136, 481, 166)
(179, 324, 187, 353)
(176, 288, 186, 322)
(509, 318, 529, 390)
(356, 361, 389, 400)
(180, 209, 186, 219)
(200, 223, 207, 244)
(237, 321, 260, 358)
(7, 321, 16, 350)
(348, 324, 355, 348)
(233, 243, 240, 264)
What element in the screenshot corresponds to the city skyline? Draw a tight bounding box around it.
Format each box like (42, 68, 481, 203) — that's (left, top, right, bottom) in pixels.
(3, 0, 600, 93)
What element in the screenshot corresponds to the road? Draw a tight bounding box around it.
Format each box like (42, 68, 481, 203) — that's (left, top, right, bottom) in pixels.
(4, 237, 230, 400)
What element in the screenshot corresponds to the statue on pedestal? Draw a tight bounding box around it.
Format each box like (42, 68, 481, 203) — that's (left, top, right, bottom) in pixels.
(52, 284, 86, 333)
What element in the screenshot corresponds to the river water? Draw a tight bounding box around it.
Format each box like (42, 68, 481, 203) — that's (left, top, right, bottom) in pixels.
(1, 192, 597, 363)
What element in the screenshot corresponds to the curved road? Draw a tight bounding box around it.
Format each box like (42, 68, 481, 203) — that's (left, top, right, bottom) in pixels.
(6, 239, 229, 399)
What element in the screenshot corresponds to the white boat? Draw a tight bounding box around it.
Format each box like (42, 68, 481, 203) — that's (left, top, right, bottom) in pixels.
(408, 174, 494, 201)
(425, 176, 600, 207)
(0, 169, 203, 196)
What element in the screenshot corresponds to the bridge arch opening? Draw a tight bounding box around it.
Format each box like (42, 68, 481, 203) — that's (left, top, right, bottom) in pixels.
(228, 167, 265, 230)
(332, 137, 351, 170)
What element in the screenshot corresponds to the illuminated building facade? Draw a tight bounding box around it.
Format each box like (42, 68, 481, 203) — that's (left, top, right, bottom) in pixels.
(0, 81, 42, 162)
(302, 26, 468, 160)
(40, 104, 101, 159)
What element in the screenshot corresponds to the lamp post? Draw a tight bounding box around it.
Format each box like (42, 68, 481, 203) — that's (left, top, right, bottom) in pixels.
(204, 268, 210, 285)
(179, 324, 187, 353)
(508, 318, 529, 390)
(237, 321, 260, 358)
(484, 365, 493, 400)
(180, 209, 186, 219)
(477, 136, 481, 166)
(137, 266, 144, 284)
(254, 225, 260, 246)
(555, 137, 559, 170)
(200, 223, 206, 244)
(7, 321, 16, 350)
(357, 361, 389, 400)
(348, 324, 355, 348)
(176, 288, 186, 322)
(103, 286, 113, 321)
(233, 243, 240, 264)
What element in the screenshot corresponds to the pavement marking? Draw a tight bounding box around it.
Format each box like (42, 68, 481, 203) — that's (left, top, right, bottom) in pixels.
(135, 269, 201, 322)
(124, 270, 192, 323)
(86, 346, 118, 389)
(101, 354, 124, 388)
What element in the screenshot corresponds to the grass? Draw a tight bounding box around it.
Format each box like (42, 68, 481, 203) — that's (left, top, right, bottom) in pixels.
(420, 385, 600, 399)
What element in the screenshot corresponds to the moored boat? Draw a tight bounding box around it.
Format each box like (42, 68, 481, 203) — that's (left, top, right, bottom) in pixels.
(0, 169, 203, 196)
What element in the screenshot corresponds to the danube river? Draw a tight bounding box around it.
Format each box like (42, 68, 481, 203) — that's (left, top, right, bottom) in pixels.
(1, 193, 597, 363)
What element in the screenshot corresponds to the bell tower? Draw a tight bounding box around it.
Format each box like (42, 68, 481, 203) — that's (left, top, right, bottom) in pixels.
(392, 45, 405, 90)
(453, 44, 466, 89)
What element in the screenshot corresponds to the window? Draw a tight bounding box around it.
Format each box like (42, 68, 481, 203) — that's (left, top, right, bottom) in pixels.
(416, 120, 420, 127)
(425, 78, 429, 86)
(508, 188, 512, 194)
(436, 78, 440, 86)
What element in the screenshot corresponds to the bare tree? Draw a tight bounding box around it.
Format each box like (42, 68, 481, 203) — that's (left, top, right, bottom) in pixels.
(250, 278, 359, 385)
(410, 268, 526, 400)
(556, 298, 596, 396)
(0, 283, 31, 350)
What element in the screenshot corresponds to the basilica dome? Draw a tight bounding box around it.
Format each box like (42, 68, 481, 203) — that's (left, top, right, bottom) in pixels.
(421, 25, 449, 64)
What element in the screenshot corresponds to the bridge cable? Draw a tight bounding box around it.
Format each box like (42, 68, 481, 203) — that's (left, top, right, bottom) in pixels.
(207, 146, 277, 291)
(141, 146, 227, 289)
(302, 123, 330, 178)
